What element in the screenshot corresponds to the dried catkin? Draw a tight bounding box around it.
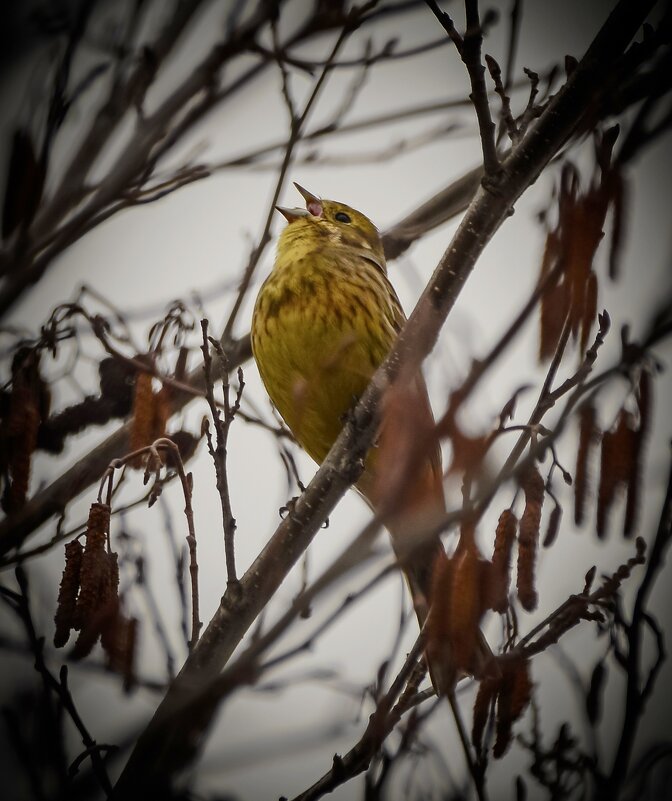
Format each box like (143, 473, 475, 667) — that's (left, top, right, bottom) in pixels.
(542, 503, 562, 548)
(152, 385, 170, 442)
(6, 399, 40, 511)
(490, 509, 517, 613)
(596, 411, 636, 538)
(472, 673, 501, 751)
(574, 403, 598, 526)
(53, 539, 84, 647)
(129, 368, 171, 468)
(3, 356, 43, 512)
(517, 466, 544, 611)
(608, 171, 626, 280)
(580, 270, 598, 352)
(100, 550, 120, 612)
(539, 280, 568, 361)
(72, 503, 111, 657)
(120, 617, 138, 691)
(586, 660, 607, 724)
(448, 543, 483, 675)
(426, 552, 454, 691)
(624, 370, 652, 538)
(494, 659, 533, 758)
(129, 371, 156, 465)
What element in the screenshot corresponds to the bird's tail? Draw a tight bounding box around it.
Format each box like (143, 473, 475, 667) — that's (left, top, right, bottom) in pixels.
(359, 377, 494, 694)
(361, 431, 493, 694)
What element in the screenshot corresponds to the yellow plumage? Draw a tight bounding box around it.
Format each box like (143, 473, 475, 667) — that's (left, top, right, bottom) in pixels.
(252, 183, 445, 613)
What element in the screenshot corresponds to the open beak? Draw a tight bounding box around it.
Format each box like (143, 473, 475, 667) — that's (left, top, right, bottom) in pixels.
(275, 206, 311, 223)
(293, 182, 323, 217)
(276, 183, 324, 222)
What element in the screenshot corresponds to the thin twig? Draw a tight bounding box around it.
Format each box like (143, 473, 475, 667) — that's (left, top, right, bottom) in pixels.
(157, 439, 201, 651)
(5, 568, 114, 796)
(447, 690, 488, 801)
(503, 0, 523, 93)
(221, 7, 368, 340)
(485, 53, 519, 143)
(252, 33, 451, 72)
(289, 635, 428, 801)
(212, 73, 548, 172)
(159, 494, 190, 650)
(427, 0, 500, 174)
(200, 319, 242, 587)
(100, 439, 202, 650)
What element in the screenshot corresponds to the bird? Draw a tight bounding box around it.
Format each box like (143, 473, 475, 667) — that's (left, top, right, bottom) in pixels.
(251, 182, 446, 610)
(251, 183, 474, 689)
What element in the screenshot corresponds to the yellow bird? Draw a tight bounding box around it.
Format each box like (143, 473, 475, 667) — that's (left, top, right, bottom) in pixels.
(252, 183, 447, 624)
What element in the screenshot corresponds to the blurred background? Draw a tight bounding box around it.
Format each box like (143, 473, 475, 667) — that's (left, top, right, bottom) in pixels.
(0, 1, 671, 799)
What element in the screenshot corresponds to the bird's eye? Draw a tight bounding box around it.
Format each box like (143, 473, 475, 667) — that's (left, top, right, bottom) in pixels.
(335, 211, 351, 223)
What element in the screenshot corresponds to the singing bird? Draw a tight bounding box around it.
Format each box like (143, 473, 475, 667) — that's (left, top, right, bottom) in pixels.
(251, 183, 448, 625)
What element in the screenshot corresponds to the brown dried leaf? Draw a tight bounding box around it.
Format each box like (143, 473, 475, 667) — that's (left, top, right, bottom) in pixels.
(444, 424, 491, 477)
(539, 226, 560, 281)
(373, 381, 422, 509)
(539, 138, 623, 362)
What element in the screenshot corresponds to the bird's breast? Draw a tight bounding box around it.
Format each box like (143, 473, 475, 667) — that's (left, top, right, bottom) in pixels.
(252, 255, 397, 463)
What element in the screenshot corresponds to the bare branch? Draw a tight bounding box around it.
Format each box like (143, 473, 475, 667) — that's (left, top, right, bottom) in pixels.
(222, 9, 364, 340)
(427, 0, 500, 174)
(200, 320, 241, 587)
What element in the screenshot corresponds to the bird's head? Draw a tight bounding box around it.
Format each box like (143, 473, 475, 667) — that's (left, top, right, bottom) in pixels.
(276, 183, 385, 268)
